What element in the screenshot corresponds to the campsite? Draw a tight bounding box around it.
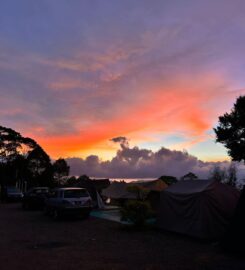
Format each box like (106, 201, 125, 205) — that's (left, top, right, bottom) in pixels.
(2, 1, 245, 269)
(0, 202, 244, 270)
(1, 176, 245, 270)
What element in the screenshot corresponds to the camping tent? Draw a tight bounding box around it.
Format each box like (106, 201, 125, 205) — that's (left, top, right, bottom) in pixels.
(221, 186, 245, 253)
(157, 179, 240, 239)
(102, 179, 168, 200)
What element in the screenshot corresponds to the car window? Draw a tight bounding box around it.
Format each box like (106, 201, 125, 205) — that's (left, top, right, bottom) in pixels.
(64, 189, 89, 198)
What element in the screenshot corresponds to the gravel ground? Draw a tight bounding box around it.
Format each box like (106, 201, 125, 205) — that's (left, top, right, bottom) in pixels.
(0, 203, 244, 270)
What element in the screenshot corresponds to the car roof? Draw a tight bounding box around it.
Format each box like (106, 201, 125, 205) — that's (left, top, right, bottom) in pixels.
(54, 187, 86, 191)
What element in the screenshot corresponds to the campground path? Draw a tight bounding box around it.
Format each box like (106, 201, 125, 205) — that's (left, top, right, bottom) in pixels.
(0, 203, 244, 270)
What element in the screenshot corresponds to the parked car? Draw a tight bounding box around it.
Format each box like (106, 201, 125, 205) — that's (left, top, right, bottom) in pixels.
(5, 186, 23, 202)
(22, 187, 49, 210)
(44, 187, 92, 219)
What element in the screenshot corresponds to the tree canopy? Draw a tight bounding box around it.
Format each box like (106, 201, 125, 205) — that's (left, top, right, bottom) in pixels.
(0, 125, 53, 188)
(214, 96, 245, 163)
(0, 125, 37, 162)
(158, 175, 178, 185)
(181, 172, 198, 181)
(53, 158, 70, 180)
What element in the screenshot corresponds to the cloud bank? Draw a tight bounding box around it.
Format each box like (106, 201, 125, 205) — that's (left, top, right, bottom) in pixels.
(66, 139, 245, 180)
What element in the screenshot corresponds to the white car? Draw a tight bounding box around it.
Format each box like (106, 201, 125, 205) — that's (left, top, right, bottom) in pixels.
(44, 187, 92, 219)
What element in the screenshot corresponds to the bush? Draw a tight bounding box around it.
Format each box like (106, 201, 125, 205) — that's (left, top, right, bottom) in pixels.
(120, 200, 152, 227)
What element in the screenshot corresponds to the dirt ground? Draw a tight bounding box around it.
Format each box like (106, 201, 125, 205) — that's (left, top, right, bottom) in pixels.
(0, 203, 244, 270)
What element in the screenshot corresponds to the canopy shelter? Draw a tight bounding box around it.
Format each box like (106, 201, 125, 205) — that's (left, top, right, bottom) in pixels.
(157, 179, 240, 239)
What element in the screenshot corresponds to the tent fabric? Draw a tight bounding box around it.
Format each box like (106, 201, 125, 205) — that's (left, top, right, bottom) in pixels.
(157, 180, 240, 239)
(221, 186, 245, 253)
(102, 179, 168, 199)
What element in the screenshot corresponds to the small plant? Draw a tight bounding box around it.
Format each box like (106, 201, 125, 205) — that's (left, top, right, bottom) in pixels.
(120, 200, 152, 227)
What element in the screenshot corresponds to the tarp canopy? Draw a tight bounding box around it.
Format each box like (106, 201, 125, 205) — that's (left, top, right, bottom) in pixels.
(157, 179, 240, 239)
(102, 179, 168, 199)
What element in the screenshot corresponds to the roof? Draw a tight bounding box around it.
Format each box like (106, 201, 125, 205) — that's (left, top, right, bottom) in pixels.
(132, 179, 168, 191)
(102, 179, 168, 199)
(165, 179, 213, 194)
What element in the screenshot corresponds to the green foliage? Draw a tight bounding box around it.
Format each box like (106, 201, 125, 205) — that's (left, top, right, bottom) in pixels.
(214, 96, 245, 163)
(120, 200, 152, 227)
(158, 175, 178, 185)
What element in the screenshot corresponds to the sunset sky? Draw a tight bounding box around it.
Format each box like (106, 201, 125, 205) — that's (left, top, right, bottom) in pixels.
(1, 0, 245, 165)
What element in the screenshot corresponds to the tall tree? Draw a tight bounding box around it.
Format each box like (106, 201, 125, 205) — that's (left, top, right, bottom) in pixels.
(226, 163, 237, 187)
(0, 125, 38, 189)
(214, 96, 245, 163)
(26, 146, 53, 187)
(0, 125, 53, 189)
(0, 125, 37, 162)
(53, 158, 70, 181)
(209, 166, 227, 182)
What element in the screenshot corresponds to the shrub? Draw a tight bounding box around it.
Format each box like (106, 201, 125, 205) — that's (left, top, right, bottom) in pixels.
(120, 200, 152, 227)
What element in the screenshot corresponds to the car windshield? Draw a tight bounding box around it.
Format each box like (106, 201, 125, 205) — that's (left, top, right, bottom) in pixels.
(63, 189, 89, 198)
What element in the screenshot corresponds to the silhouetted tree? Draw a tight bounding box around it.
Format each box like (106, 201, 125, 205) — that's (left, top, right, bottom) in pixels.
(53, 158, 70, 181)
(181, 172, 198, 180)
(158, 175, 178, 185)
(66, 176, 77, 186)
(0, 125, 38, 191)
(26, 146, 53, 187)
(214, 96, 245, 163)
(226, 163, 237, 187)
(0, 125, 37, 162)
(209, 166, 227, 182)
(214, 96, 245, 252)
